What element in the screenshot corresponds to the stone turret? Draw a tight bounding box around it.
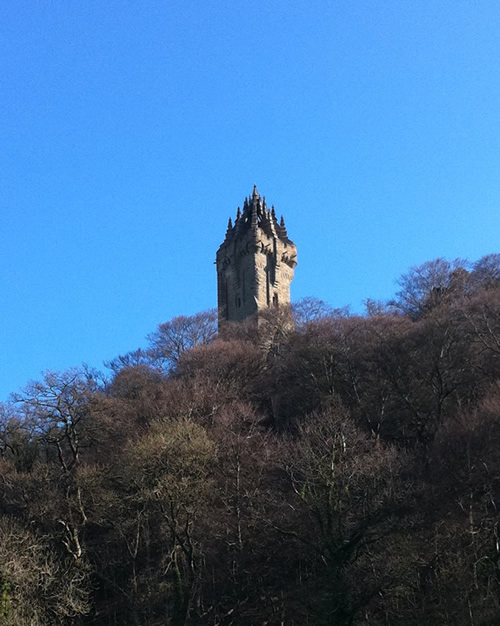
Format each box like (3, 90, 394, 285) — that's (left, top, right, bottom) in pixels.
(216, 186, 297, 325)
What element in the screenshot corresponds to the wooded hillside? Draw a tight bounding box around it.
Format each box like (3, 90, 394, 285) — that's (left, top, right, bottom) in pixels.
(2, 255, 500, 625)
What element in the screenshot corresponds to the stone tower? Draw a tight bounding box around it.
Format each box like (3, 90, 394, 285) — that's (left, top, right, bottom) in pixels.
(216, 186, 297, 324)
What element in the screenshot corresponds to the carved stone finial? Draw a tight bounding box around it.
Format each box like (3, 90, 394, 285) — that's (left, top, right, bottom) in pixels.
(224, 217, 234, 241)
(279, 215, 288, 238)
(236, 206, 241, 220)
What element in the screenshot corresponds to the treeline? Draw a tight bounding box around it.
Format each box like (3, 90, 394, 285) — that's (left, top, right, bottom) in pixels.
(2, 255, 500, 625)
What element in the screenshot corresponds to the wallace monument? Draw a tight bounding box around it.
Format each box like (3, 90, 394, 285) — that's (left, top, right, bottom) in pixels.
(216, 186, 297, 324)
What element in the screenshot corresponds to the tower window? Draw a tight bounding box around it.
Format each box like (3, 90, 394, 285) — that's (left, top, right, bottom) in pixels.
(273, 293, 279, 307)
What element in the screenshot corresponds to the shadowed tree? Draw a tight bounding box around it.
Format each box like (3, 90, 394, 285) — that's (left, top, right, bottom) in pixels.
(282, 404, 414, 625)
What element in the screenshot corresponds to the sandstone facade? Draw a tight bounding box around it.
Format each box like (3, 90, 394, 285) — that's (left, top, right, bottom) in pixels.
(216, 186, 297, 325)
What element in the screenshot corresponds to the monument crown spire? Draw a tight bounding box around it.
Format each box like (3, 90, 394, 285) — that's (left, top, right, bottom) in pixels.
(216, 187, 297, 325)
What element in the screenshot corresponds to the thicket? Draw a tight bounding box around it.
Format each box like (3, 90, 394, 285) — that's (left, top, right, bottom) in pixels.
(2, 255, 500, 625)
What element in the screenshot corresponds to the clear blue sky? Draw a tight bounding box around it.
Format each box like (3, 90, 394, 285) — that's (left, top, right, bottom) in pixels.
(1, 1, 500, 400)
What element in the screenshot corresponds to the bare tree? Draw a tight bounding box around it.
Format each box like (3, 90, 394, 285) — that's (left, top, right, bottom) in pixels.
(471, 253, 500, 289)
(284, 405, 412, 625)
(12, 369, 100, 562)
(0, 515, 90, 625)
(390, 258, 469, 318)
(292, 296, 339, 330)
(147, 309, 218, 371)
